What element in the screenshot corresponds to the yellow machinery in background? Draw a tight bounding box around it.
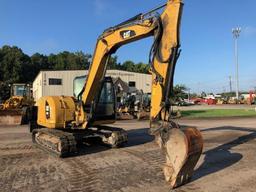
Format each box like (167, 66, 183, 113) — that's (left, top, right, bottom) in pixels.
(0, 83, 34, 125)
(30, 0, 203, 189)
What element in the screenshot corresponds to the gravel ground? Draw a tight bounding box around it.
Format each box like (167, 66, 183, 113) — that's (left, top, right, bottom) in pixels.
(0, 118, 256, 192)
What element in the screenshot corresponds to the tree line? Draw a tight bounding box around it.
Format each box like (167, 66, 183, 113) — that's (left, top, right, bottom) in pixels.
(0, 45, 150, 100)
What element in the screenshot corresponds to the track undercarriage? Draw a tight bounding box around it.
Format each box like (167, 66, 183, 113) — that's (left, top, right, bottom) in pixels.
(32, 127, 128, 157)
(31, 120, 202, 189)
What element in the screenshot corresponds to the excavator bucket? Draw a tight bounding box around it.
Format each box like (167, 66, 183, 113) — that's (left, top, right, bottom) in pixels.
(0, 109, 24, 125)
(155, 126, 203, 189)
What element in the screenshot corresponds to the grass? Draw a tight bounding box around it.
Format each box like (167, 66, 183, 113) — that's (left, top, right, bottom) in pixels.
(181, 109, 256, 118)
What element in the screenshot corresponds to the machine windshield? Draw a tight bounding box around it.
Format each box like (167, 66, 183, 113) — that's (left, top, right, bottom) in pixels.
(13, 84, 26, 96)
(73, 76, 86, 98)
(98, 82, 114, 104)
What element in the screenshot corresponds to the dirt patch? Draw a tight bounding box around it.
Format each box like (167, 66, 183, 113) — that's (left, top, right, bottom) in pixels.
(0, 118, 256, 192)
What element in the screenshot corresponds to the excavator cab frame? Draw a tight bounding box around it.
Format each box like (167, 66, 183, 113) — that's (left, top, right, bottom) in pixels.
(90, 76, 116, 124)
(73, 75, 116, 123)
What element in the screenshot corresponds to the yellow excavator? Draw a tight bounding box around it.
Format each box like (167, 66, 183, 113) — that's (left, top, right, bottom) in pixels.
(30, 0, 203, 189)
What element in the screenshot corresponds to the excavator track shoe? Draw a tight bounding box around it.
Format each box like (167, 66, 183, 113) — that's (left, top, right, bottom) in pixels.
(32, 128, 77, 157)
(156, 126, 203, 189)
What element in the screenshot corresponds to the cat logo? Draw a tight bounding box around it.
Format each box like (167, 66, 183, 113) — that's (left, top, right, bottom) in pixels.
(120, 30, 136, 39)
(123, 31, 131, 39)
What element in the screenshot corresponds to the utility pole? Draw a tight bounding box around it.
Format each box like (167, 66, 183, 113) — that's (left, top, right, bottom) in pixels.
(232, 27, 241, 100)
(229, 76, 232, 92)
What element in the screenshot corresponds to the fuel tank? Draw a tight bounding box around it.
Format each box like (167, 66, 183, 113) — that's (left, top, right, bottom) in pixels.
(37, 96, 76, 128)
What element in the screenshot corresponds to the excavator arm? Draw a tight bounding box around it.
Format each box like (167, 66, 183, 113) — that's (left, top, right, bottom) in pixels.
(78, 0, 203, 188)
(82, 0, 182, 125)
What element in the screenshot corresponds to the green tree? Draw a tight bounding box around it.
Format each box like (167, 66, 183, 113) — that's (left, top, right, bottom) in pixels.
(122, 60, 135, 72)
(47, 54, 58, 69)
(0, 50, 3, 81)
(0, 82, 10, 101)
(221, 92, 236, 98)
(135, 62, 150, 73)
(54, 51, 69, 70)
(107, 55, 118, 69)
(30, 53, 49, 80)
(31, 53, 49, 70)
(74, 51, 91, 70)
(0, 45, 95, 101)
(0, 45, 31, 83)
(48, 51, 91, 70)
(170, 84, 188, 103)
(20, 54, 34, 82)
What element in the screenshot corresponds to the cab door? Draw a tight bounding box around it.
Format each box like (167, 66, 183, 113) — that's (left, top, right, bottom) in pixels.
(92, 77, 116, 122)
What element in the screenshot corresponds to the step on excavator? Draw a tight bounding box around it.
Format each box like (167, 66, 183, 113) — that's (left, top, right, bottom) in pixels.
(30, 0, 203, 189)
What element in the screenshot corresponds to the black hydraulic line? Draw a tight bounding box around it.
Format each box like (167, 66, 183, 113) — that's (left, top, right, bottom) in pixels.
(114, 14, 143, 28)
(142, 3, 167, 18)
(104, 3, 167, 33)
(163, 47, 181, 107)
(148, 17, 164, 82)
(103, 14, 143, 33)
(148, 15, 181, 116)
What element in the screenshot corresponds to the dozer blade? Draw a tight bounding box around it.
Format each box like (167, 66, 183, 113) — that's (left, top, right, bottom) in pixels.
(154, 125, 203, 189)
(0, 110, 23, 125)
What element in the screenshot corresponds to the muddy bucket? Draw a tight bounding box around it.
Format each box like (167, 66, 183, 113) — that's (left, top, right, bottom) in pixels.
(154, 126, 203, 189)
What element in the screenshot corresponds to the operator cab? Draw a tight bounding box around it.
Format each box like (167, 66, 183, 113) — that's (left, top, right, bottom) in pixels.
(11, 84, 31, 97)
(73, 76, 116, 122)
